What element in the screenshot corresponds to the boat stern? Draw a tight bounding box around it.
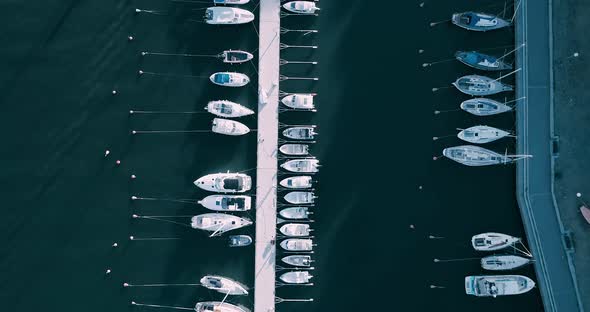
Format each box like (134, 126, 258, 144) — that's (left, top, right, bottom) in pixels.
(464, 276, 476, 295)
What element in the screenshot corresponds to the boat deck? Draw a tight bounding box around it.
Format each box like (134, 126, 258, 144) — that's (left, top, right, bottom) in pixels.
(254, 0, 280, 311)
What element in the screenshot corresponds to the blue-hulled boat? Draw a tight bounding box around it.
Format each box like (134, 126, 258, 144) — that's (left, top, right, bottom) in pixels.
(452, 12, 510, 31)
(455, 51, 512, 71)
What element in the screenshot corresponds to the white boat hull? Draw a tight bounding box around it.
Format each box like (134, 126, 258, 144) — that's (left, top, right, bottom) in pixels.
(198, 195, 251, 211)
(281, 94, 316, 110)
(457, 125, 510, 144)
(280, 223, 311, 237)
(195, 302, 249, 312)
(210, 72, 250, 87)
(194, 173, 252, 193)
(200, 275, 249, 295)
(191, 213, 252, 235)
(280, 238, 313, 251)
(280, 271, 313, 284)
(279, 144, 310, 155)
(205, 7, 254, 24)
(282, 1, 320, 14)
(472, 232, 520, 251)
(206, 100, 254, 118)
(281, 159, 319, 173)
(284, 191, 315, 204)
(465, 275, 535, 297)
(279, 207, 310, 220)
(481, 255, 531, 271)
(282, 255, 312, 267)
(212, 118, 250, 136)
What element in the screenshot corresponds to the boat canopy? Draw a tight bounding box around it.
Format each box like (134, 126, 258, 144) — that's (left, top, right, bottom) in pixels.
(214, 73, 230, 84)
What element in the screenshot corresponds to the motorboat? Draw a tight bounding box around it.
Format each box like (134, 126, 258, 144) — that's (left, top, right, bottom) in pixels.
(283, 126, 317, 140)
(206, 100, 254, 118)
(461, 98, 512, 116)
(284, 191, 315, 204)
(280, 176, 313, 189)
(280, 223, 311, 237)
(213, 0, 250, 4)
(472, 233, 520, 251)
(218, 49, 253, 64)
(212, 118, 250, 136)
(442, 145, 512, 166)
(481, 255, 531, 271)
(281, 94, 316, 110)
(279, 207, 311, 220)
(282, 1, 320, 14)
(228, 235, 252, 247)
(465, 275, 535, 297)
(457, 125, 511, 144)
(198, 195, 251, 211)
(453, 75, 513, 96)
(455, 51, 512, 71)
(195, 302, 249, 312)
(200, 275, 248, 295)
(210, 72, 250, 87)
(281, 159, 319, 173)
(191, 213, 252, 236)
(282, 255, 312, 267)
(279, 144, 310, 155)
(194, 172, 252, 193)
(205, 7, 254, 24)
(581, 206, 590, 224)
(279, 271, 313, 284)
(280, 238, 313, 251)
(452, 12, 511, 31)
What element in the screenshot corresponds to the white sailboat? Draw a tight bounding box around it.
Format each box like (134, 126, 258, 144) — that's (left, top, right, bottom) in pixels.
(194, 172, 252, 193)
(465, 275, 535, 297)
(200, 275, 248, 295)
(210, 72, 250, 87)
(206, 100, 254, 118)
(205, 7, 254, 24)
(280, 271, 313, 284)
(191, 213, 252, 236)
(284, 191, 315, 204)
(472, 233, 520, 251)
(280, 238, 313, 251)
(461, 98, 513, 116)
(198, 195, 251, 211)
(280, 223, 311, 237)
(281, 158, 319, 173)
(279, 176, 313, 189)
(212, 118, 250, 136)
(457, 125, 511, 144)
(213, 0, 250, 5)
(481, 255, 531, 271)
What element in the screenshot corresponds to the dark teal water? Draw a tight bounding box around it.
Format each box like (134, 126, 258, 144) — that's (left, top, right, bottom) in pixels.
(0, 0, 543, 311)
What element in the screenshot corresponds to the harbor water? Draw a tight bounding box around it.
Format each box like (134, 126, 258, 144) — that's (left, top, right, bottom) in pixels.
(0, 0, 544, 311)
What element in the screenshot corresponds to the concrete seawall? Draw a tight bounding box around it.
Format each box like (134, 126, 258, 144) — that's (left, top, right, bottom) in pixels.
(514, 0, 583, 310)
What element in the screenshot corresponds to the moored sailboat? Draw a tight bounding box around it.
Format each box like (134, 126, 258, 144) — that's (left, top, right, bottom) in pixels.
(191, 213, 252, 236)
(205, 7, 254, 24)
(472, 233, 520, 251)
(481, 255, 531, 271)
(206, 100, 254, 118)
(453, 75, 513, 96)
(452, 12, 511, 31)
(457, 125, 511, 144)
(200, 275, 249, 295)
(461, 98, 513, 116)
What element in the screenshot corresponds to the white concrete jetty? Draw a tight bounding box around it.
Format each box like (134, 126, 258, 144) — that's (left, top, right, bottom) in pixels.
(254, 0, 280, 311)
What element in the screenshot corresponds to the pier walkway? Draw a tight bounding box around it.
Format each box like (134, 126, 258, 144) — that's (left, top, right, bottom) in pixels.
(254, 0, 280, 312)
(515, 0, 583, 311)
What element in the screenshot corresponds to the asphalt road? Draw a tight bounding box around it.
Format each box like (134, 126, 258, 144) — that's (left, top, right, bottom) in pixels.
(516, 0, 583, 311)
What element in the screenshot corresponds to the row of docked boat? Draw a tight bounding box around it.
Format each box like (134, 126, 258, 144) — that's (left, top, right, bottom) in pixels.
(274, 2, 320, 288)
(436, 8, 537, 300)
(465, 232, 535, 297)
(440, 10, 528, 167)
